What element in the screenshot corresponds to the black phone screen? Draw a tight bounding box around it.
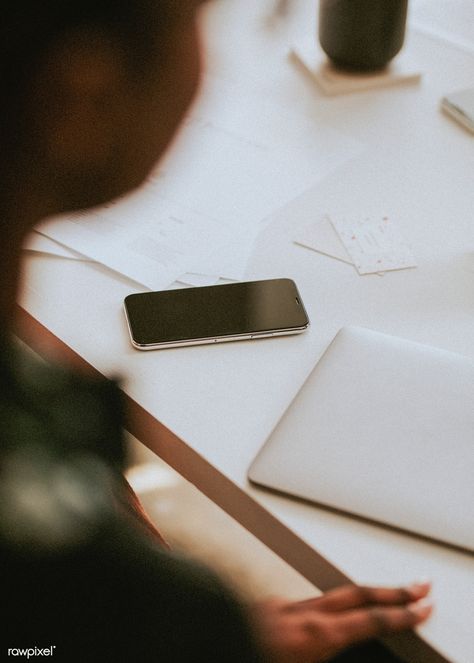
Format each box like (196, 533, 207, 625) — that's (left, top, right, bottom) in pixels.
(124, 278, 309, 347)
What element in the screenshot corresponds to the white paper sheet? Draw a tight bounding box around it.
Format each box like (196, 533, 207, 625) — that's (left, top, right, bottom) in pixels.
(177, 273, 221, 287)
(294, 216, 353, 265)
(24, 232, 90, 261)
(154, 76, 361, 277)
(26, 231, 222, 288)
(37, 75, 361, 288)
(156, 77, 361, 226)
(37, 193, 231, 290)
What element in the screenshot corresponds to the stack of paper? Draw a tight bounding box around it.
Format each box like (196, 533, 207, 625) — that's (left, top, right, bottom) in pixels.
(31, 76, 361, 290)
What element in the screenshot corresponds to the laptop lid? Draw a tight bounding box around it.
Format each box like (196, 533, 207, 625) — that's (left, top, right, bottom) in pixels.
(248, 327, 474, 551)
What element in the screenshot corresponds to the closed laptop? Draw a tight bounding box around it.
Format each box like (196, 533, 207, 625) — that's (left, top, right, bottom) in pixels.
(249, 327, 474, 551)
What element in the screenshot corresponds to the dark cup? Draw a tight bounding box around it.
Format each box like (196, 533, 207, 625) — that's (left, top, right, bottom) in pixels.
(318, 0, 408, 71)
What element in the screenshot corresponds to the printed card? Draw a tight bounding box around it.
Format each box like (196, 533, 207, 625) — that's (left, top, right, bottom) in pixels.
(329, 216, 417, 275)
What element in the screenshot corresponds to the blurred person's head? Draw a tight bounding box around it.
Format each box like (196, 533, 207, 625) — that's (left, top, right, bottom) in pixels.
(0, 0, 207, 327)
(1, 0, 206, 228)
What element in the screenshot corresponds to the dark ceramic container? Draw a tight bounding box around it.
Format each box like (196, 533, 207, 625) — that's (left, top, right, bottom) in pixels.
(319, 0, 408, 71)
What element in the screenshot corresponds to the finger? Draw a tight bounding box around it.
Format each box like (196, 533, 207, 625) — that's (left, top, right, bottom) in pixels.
(294, 581, 431, 613)
(330, 600, 434, 649)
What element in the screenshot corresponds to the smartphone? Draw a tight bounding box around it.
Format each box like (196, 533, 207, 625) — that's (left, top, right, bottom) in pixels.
(124, 278, 309, 350)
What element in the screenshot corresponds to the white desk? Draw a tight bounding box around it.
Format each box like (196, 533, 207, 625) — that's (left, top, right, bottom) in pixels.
(19, 1, 474, 661)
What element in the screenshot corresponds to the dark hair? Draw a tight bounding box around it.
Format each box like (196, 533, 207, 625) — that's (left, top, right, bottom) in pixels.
(1, 0, 178, 72)
(0, 1, 179, 155)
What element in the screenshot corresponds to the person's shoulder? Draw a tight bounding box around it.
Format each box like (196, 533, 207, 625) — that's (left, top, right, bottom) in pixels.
(0, 338, 126, 466)
(97, 527, 264, 662)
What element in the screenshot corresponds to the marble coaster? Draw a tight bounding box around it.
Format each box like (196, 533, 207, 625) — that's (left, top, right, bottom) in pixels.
(290, 43, 421, 96)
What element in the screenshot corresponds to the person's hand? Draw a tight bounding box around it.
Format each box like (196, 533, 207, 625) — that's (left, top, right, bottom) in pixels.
(252, 581, 432, 662)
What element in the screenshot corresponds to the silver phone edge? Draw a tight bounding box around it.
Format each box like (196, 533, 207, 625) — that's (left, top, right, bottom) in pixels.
(123, 302, 309, 351)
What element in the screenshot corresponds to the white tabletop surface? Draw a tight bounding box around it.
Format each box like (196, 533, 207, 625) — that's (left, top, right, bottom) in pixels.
(19, 1, 474, 662)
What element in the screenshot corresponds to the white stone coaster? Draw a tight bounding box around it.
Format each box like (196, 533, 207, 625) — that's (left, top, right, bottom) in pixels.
(290, 42, 421, 96)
